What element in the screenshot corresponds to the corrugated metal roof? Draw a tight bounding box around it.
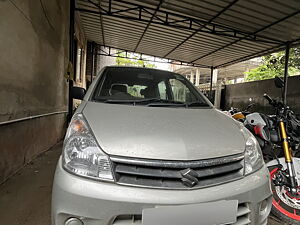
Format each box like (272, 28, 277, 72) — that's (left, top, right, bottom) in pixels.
(76, 0, 300, 68)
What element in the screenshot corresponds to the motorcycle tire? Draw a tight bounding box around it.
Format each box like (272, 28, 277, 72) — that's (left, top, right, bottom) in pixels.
(269, 166, 300, 224)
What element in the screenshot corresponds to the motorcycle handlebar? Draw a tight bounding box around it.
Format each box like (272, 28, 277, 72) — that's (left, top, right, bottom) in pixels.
(262, 94, 294, 119)
(264, 93, 287, 113)
(263, 93, 273, 104)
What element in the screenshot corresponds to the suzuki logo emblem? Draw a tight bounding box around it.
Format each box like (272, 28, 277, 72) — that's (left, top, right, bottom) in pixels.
(180, 168, 199, 187)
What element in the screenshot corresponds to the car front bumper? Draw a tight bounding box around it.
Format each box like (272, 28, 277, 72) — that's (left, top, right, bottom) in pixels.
(52, 157, 272, 225)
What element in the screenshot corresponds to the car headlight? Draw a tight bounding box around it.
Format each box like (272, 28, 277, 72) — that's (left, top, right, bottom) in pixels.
(244, 134, 264, 175)
(62, 113, 114, 181)
(237, 123, 264, 175)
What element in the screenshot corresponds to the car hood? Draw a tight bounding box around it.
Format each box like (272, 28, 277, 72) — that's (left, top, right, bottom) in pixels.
(83, 102, 246, 160)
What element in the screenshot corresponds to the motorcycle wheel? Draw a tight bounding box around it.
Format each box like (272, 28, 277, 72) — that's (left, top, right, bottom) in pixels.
(269, 166, 300, 224)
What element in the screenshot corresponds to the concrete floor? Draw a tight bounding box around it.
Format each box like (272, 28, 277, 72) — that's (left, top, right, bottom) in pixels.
(0, 142, 284, 225)
(0, 143, 61, 225)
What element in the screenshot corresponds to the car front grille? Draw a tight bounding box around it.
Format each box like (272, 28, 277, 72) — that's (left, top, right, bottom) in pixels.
(110, 153, 244, 189)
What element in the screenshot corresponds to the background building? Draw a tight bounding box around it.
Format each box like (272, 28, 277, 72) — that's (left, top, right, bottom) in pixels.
(171, 59, 261, 86)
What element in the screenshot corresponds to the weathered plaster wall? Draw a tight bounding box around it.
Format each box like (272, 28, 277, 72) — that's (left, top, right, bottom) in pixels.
(0, 0, 70, 183)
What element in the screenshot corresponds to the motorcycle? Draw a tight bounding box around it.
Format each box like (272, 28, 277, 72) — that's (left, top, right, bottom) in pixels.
(228, 100, 255, 122)
(244, 77, 300, 224)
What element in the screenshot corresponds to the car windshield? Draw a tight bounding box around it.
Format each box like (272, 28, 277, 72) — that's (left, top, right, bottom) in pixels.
(92, 67, 209, 107)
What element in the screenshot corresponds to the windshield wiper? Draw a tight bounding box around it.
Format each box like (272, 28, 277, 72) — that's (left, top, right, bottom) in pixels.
(147, 100, 210, 108)
(102, 98, 184, 105)
(144, 98, 186, 107)
(97, 98, 179, 106)
(185, 102, 210, 108)
(97, 98, 209, 108)
(147, 101, 209, 108)
(101, 99, 139, 105)
(146, 102, 186, 107)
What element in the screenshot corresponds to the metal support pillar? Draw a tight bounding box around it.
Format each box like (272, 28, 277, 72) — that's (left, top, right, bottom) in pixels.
(283, 42, 290, 105)
(93, 44, 98, 78)
(195, 68, 200, 86)
(91, 42, 95, 81)
(209, 67, 214, 100)
(68, 0, 75, 122)
(190, 70, 194, 83)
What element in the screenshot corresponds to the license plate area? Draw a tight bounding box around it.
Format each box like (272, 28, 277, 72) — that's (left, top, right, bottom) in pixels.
(142, 200, 238, 225)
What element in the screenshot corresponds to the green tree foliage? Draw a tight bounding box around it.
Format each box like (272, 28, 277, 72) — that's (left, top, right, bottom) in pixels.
(245, 48, 300, 81)
(116, 51, 156, 68)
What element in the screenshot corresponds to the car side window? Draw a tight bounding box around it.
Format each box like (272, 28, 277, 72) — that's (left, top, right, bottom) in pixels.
(169, 79, 197, 102)
(158, 81, 167, 100)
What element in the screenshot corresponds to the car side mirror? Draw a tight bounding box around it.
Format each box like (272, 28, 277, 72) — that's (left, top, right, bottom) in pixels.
(71, 87, 86, 100)
(274, 76, 284, 88)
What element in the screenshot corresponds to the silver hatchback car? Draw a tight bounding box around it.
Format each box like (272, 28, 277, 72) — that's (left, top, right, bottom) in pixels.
(52, 67, 272, 225)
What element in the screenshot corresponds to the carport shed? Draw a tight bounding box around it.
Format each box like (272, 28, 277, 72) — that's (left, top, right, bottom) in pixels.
(74, 0, 300, 106)
(1, 0, 300, 224)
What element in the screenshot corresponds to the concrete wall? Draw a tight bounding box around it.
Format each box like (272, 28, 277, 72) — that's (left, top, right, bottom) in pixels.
(0, 0, 70, 183)
(223, 75, 300, 115)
